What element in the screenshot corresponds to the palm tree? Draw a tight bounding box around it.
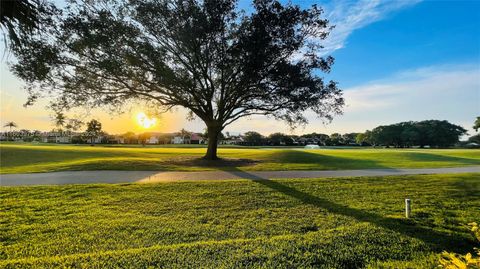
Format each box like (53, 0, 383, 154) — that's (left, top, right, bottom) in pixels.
(54, 112, 66, 129)
(51, 112, 67, 143)
(4, 121, 17, 131)
(3, 121, 17, 141)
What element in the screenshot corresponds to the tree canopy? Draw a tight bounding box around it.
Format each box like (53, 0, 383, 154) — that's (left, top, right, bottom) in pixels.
(243, 131, 264, 146)
(268, 132, 293, 146)
(10, 0, 343, 159)
(357, 120, 467, 148)
(473, 117, 480, 132)
(0, 0, 54, 48)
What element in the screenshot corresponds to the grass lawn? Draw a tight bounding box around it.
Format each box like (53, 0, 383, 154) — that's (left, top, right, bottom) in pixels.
(1, 143, 479, 174)
(0, 173, 479, 268)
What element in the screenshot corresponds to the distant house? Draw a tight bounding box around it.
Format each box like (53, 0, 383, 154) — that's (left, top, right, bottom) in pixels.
(222, 135, 244, 145)
(112, 135, 125, 144)
(148, 135, 159, 144)
(171, 136, 184, 144)
(0, 131, 39, 142)
(158, 133, 174, 144)
(190, 133, 204, 144)
(134, 132, 197, 144)
(104, 135, 123, 144)
(1, 129, 218, 145)
(40, 131, 72, 143)
(0, 132, 21, 141)
(290, 138, 300, 146)
(169, 132, 204, 144)
(137, 132, 166, 144)
(298, 137, 322, 146)
(297, 137, 308, 145)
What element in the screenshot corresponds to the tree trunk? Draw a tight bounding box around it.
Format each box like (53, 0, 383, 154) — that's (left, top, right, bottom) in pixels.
(204, 125, 221, 160)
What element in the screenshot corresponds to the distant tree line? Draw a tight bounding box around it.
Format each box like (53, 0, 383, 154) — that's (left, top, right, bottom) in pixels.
(241, 131, 361, 146)
(1, 119, 107, 144)
(242, 120, 471, 148)
(355, 120, 467, 148)
(3, 119, 476, 148)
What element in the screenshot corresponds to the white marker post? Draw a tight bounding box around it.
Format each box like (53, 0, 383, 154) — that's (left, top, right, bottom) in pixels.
(405, 198, 411, 218)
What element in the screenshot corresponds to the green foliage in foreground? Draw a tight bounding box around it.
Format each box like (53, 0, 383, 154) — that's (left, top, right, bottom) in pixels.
(439, 222, 480, 268)
(1, 173, 479, 268)
(1, 143, 480, 174)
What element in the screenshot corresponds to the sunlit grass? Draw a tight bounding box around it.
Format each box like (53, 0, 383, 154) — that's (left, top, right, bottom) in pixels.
(1, 173, 478, 268)
(1, 143, 479, 173)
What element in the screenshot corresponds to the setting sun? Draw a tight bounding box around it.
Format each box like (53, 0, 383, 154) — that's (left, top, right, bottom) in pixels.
(136, 112, 156, 129)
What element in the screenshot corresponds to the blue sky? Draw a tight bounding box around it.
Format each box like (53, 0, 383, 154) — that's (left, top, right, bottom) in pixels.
(326, 0, 480, 87)
(1, 0, 479, 136)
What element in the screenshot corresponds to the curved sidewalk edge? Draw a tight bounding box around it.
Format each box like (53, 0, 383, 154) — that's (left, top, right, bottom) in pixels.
(1, 166, 480, 186)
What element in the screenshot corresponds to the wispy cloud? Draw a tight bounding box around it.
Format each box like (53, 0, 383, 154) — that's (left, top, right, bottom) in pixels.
(343, 63, 479, 112)
(318, 0, 421, 55)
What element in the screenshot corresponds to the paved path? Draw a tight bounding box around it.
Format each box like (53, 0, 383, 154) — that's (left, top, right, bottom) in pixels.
(1, 166, 479, 186)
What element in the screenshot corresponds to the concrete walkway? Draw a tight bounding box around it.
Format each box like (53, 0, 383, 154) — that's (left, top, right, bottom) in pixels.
(1, 166, 479, 186)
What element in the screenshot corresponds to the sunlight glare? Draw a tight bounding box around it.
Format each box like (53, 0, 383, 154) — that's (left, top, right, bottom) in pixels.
(136, 112, 157, 129)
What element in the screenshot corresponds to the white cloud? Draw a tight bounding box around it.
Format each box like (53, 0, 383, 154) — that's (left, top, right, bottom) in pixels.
(318, 0, 421, 55)
(333, 64, 480, 134)
(343, 63, 479, 112)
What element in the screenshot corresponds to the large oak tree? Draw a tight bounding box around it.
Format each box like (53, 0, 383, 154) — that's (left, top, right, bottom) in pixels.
(10, 0, 344, 159)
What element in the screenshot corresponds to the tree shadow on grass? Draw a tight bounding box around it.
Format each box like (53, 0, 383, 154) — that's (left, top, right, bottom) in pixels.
(151, 150, 394, 171)
(267, 150, 480, 169)
(221, 168, 475, 253)
(450, 176, 480, 200)
(264, 150, 394, 170)
(400, 152, 480, 165)
(159, 157, 259, 168)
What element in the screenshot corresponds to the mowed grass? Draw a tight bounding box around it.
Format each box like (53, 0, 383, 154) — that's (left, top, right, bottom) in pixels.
(1, 143, 480, 174)
(1, 173, 479, 268)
